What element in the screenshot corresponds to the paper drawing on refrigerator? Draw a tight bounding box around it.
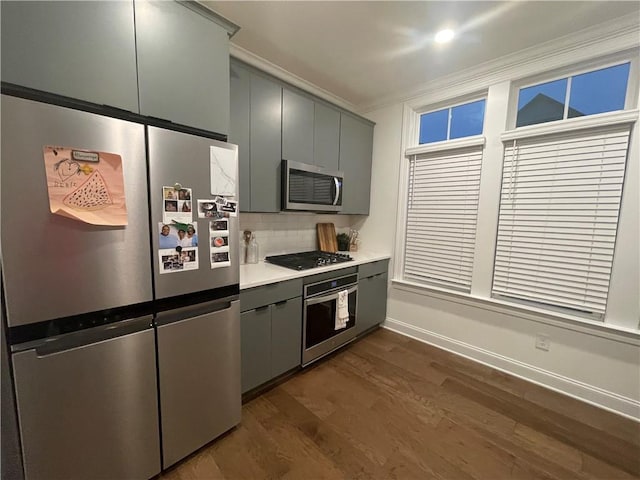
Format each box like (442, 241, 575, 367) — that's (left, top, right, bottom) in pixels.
(43, 145, 127, 226)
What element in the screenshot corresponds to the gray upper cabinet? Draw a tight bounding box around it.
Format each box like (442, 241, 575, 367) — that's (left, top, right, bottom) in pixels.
(228, 60, 374, 214)
(339, 114, 374, 215)
(250, 74, 282, 212)
(282, 88, 340, 171)
(314, 103, 341, 171)
(282, 89, 314, 164)
(230, 63, 251, 212)
(1, 1, 139, 112)
(135, 0, 232, 134)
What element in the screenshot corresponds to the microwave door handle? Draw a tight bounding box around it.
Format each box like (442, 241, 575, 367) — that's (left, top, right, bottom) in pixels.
(333, 177, 340, 206)
(305, 285, 358, 305)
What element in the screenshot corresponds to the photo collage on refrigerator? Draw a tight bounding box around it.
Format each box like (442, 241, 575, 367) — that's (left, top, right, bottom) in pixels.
(158, 144, 238, 273)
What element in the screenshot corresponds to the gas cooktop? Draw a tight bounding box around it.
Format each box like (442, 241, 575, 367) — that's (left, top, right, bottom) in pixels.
(265, 250, 353, 271)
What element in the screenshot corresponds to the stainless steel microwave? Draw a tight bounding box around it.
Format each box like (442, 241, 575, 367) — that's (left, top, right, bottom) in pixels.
(282, 160, 343, 212)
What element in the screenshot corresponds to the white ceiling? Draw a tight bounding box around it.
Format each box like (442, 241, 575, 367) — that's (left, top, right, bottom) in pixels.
(204, 1, 640, 111)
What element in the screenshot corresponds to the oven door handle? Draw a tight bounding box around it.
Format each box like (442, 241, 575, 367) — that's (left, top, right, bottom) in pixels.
(305, 285, 357, 306)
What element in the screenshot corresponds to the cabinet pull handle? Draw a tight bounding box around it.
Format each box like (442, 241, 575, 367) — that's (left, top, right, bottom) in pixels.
(255, 305, 270, 312)
(274, 300, 288, 306)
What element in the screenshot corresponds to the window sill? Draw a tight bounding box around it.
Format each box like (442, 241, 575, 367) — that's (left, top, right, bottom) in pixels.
(390, 278, 640, 345)
(501, 109, 639, 142)
(405, 135, 485, 156)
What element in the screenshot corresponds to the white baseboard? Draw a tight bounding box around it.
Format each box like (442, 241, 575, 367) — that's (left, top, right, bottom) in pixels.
(383, 317, 640, 421)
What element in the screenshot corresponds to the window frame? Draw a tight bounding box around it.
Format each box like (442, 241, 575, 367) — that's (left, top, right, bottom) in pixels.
(394, 47, 639, 332)
(416, 95, 487, 145)
(397, 93, 488, 291)
(507, 50, 639, 129)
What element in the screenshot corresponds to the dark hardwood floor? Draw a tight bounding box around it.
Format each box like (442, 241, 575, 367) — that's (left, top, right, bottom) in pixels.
(161, 328, 640, 480)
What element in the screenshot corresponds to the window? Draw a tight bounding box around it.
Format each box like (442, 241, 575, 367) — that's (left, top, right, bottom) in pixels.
(492, 125, 631, 317)
(404, 146, 483, 291)
(419, 99, 485, 144)
(516, 63, 630, 127)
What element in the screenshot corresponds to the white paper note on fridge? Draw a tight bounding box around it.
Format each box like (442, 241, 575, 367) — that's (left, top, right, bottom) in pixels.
(210, 145, 237, 197)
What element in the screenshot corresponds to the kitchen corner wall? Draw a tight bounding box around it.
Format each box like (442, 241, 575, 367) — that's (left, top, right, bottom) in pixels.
(239, 212, 358, 259)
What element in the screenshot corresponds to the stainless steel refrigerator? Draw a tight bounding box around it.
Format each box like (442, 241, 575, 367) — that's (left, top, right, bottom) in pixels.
(1, 94, 241, 479)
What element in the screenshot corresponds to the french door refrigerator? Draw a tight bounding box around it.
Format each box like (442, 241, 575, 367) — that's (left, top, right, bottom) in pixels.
(1, 93, 241, 479)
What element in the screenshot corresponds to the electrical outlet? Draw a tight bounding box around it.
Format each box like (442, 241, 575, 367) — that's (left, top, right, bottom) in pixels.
(535, 334, 550, 351)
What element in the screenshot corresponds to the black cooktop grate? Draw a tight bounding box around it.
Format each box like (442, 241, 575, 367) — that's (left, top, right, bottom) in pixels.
(265, 250, 353, 270)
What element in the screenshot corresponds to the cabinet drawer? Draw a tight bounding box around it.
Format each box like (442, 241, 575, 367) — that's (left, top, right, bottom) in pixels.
(240, 278, 302, 312)
(358, 259, 389, 278)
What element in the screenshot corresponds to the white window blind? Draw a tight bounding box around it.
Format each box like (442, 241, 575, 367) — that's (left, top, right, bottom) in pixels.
(404, 146, 483, 291)
(493, 125, 630, 316)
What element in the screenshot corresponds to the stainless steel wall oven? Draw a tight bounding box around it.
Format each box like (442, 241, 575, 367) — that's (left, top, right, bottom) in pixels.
(302, 273, 357, 365)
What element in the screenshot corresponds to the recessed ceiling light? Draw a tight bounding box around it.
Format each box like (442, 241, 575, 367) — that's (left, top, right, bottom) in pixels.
(435, 29, 455, 44)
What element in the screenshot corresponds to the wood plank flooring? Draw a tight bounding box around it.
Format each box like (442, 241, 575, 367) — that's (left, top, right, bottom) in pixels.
(160, 328, 640, 480)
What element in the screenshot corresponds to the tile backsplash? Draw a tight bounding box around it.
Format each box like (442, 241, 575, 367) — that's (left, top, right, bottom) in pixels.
(239, 212, 357, 259)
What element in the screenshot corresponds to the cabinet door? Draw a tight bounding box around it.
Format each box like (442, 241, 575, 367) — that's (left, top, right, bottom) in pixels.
(282, 89, 314, 164)
(314, 103, 341, 171)
(241, 307, 272, 393)
(271, 297, 302, 377)
(357, 273, 388, 335)
(250, 74, 282, 212)
(230, 62, 251, 211)
(1, 1, 138, 112)
(135, 0, 230, 133)
(339, 114, 374, 214)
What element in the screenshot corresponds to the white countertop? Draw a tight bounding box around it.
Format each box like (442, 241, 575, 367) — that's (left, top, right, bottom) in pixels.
(240, 251, 391, 290)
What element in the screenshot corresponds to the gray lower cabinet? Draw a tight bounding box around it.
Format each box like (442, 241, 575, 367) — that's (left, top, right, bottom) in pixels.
(135, 0, 231, 133)
(271, 298, 303, 377)
(340, 113, 375, 214)
(357, 260, 389, 335)
(240, 307, 272, 392)
(240, 279, 303, 392)
(1, 1, 139, 112)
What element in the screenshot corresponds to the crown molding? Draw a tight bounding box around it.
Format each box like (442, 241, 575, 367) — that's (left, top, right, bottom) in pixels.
(229, 43, 357, 112)
(360, 12, 640, 114)
(184, 1, 240, 36)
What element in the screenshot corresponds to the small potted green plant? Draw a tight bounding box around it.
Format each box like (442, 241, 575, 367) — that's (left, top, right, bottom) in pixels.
(336, 232, 350, 252)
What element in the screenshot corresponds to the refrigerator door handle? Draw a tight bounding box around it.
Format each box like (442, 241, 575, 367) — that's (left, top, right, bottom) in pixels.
(12, 315, 154, 356)
(155, 295, 239, 327)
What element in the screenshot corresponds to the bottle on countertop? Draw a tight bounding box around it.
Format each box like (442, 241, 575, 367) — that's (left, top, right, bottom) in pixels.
(246, 233, 259, 264)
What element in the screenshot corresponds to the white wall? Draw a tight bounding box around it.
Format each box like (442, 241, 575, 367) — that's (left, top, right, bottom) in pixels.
(352, 103, 404, 259)
(356, 24, 640, 419)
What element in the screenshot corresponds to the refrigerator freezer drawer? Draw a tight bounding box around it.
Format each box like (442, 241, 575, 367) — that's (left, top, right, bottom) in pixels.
(157, 300, 241, 468)
(12, 324, 161, 480)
